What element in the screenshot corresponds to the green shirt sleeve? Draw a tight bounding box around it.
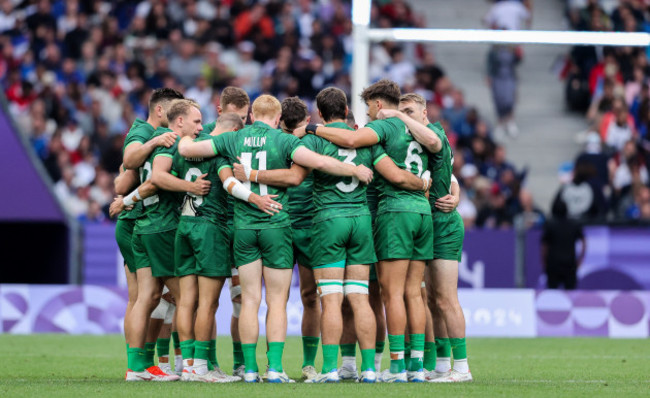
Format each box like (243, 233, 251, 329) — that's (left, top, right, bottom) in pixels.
(365, 119, 391, 144)
(301, 134, 320, 153)
(202, 121, 217, 134)
(283, 133, 305, 161)
(370, 144, 388, 165)
(210, 132, 231, 157)
(153, 136, 179, 159)
(215, 155, 232, 173)
(123, 125, 155, 153)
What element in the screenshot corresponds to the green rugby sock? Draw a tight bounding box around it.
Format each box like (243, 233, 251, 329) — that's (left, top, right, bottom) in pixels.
(144, 342, 156, 368)
(387, 334, 405, 373)
(302, 336, 319, 368)
(435, 337, 451, 358)
(242, 343, 258, 373)
(450, 337, 467, 360)
(408, 334, 424, 371)
(127, 347, 147, 372)
(340, 343, 356, 358)
(267, 342, 285, 372)
(171, 332, 180, 350)
(233, 341, 244, 369)
(375, 340, 385, 354)
(180, 339, 195, 366)
(361, 348, 375, 371)
(208, 339, 218, 370)
(404, 339, 411, 365)
(321, 344, 339, 373)
(424, 341, 437, 371)
(156, 338, 170, 359)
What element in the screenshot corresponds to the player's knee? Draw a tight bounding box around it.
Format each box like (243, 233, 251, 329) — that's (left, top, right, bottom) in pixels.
(300, 287, 318, 308)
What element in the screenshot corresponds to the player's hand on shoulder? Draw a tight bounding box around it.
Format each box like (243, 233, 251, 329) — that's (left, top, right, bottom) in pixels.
(376, 109, 399, 120)
(191, 173, 211, 196)
(293, 125, 307, 138)
(155, 132, 178, 148)
(355, 164, 373, 184)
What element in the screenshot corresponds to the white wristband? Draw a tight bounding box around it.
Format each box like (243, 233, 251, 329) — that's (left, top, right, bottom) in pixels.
(123, 188, 142, 206)
(421, 170, 431, 191)
(223, 177, 252, 202)
(242, 163, 252, 181)
(451, 174, 458, 184)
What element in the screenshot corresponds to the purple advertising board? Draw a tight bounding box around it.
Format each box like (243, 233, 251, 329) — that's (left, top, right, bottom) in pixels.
(0, 108, 64, 222)
(3, 285, 649, 338)
(526, 227, 650, 290)
(84, 225, 520, 288)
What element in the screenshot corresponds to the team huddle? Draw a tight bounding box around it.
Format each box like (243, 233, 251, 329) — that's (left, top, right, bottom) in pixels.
(112, 79, 471, 384)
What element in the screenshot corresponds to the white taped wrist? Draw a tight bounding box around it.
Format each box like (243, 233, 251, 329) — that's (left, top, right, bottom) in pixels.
(164, 303, 175, 324)
(123, 188, 142, 206)
(223, 177, 252, 202)
(317, 279, 343, 297)
(243, 163, 252, 181)
(451, 174, 458, 184)
(151, 298, 170, 319)
(344, 280, 369, 295)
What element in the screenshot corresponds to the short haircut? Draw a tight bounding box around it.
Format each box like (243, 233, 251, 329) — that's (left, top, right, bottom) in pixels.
(149, 87, 184, 113)
(316, 87, 347, 122)
(280, 97, 309, 131)
(399, 93, 426, 107)
(360, 79, 401, 106)
(252, 95, 282, 119)
(220, 86, 250, 109)
(167, 99, 200, 124)
(215, 112, 244, 132)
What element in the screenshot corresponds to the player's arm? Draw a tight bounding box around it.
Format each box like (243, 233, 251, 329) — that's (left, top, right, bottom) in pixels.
(294, 124, 379, 149)
(233, 162, 310, 187)
(109, 180, 158, 218)
(177, 136, 217, 158)
(291, 146, 373, 184)
(435, 175, 461, 213)
(377, 109, 442, 153)
(374, 156, 430, 191)
(114, 165, 139, 195)
(151, 155, 211, 195)
(123, 133, 177, 169)
(218, 167, 283, 216)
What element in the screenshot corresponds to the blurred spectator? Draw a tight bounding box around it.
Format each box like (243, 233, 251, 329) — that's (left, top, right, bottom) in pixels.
(486, 44, 522, 138)
(600, 97, 636, 151)
(575, 132, 609, 186)
(483, 0, 532, 31)
(516, 189, 545, 229)
(541, 200, 586, 290)
(476, 183, 516, 229)
(552, 162, 607, 221)
(78, 200, 107, 223)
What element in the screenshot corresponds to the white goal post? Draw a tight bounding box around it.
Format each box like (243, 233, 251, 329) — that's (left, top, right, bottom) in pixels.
(350, 0, 650, 124)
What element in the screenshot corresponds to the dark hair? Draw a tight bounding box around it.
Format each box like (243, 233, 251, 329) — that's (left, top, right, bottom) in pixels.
(360, 79, 401, 106)
(316, 87, 348, 122)
(280, 97, 309, 131)
(346, 110, 356, 128)
(149, 88, 184, 113)
(220, 86, 250, 109)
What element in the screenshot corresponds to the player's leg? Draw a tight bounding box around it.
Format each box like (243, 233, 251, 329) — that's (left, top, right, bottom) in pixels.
(262, 265, 293, 382)
(146, 303, 165, 372)
(422, 282, 437, 375)
(404, 260, 426, 381)
(229, 276, 244, 376)
(344, 263, 377, 383)
(426, 273, 451, 378)
(237, 258, 263, 380)
(339, 299, 358, 380)
(307, 265, 344, 383)
(257, 227, 294, 383)
(298, 262, 320, 379)
(369, 266, 386, 372)
(115, 218, 137, 372)
(171, 314, 183, 375)
(193, 276, 226, 377)
(156, 303, 174, 375)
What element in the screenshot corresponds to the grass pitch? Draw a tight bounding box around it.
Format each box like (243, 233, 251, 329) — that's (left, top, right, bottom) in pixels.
(0, 335, 648, 397)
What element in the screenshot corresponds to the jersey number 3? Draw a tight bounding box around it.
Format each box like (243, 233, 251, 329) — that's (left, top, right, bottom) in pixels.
(336, 149, 359, 193)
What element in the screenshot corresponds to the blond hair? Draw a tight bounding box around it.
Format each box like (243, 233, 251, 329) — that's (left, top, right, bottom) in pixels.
(252, 95, 282, 119)
(399, 93, 426, 107)
(167, 99, 200, 123)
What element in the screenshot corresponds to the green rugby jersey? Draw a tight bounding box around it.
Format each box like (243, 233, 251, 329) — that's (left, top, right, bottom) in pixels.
(202, 121, 217, 134)
(287, 173, 314, 229)
(427, 122, 454, 212)
(134, 128, 183, 234)
(365, 117, 430, 216)
(119, 119, 156, 221)
(210, 121, 304, 229)
(173, 132, 231, 224)
(303, 122, 384, 223)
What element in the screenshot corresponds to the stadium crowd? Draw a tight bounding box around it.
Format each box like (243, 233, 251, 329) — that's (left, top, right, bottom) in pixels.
(561, 0, 650, 222)
(2, 0, 530, 229)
